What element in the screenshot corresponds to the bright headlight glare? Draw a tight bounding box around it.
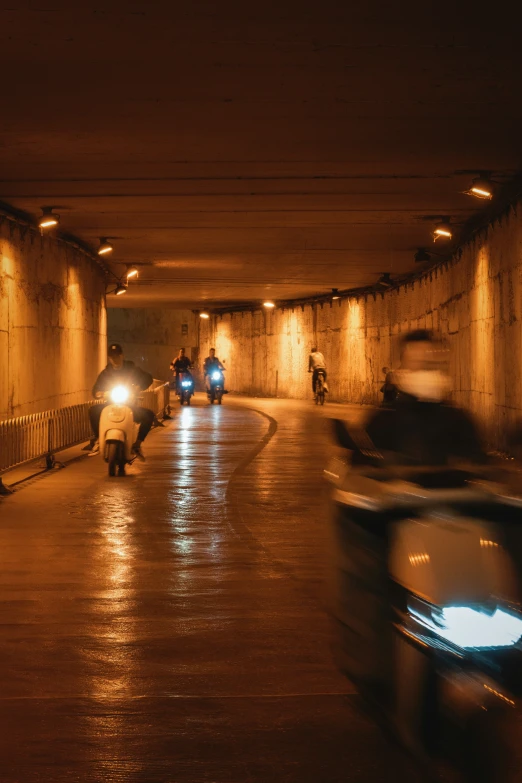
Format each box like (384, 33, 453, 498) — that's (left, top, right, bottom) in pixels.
(212, 372, 222, 380)
(110, 385, 130, 404)
(182, 381, 192, 387)
(411, 605, 522, 650)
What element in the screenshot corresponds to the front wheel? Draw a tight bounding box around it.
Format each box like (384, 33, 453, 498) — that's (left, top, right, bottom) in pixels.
(217, 391, 223, 405)
(107, 442, 123, 477)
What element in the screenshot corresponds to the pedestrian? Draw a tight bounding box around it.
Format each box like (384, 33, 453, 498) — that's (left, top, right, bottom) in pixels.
(380, 366, 398, 405)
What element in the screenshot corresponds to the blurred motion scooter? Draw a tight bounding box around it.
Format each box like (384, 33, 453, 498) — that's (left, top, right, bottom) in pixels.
(325, 419, 522, 782)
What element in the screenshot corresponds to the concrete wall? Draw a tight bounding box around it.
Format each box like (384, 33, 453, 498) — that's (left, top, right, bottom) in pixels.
(107, 308, 200, 383)
(0, 218, 106, 419)
(201, 205, 522, 448)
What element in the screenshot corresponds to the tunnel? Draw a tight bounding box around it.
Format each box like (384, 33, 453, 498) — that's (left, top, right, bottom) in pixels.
(1, 3, 522, 781)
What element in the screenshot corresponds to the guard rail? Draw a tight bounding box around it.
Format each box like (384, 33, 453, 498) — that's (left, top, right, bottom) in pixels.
(0, 380, 171, 495)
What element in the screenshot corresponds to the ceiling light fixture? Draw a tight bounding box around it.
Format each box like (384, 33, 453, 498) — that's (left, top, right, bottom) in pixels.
(126, 265, 139, 279)
(38, 207, 59, 230)
(114, 283, 128, 296)
(433, 218, 453, 242)
(263, 300, 276, 309)
(98, 238, 113, 256)
(414, 248, 432, 263)
(199, 311, 210, 319)
(331, 288, 340, 300)
(466, 174, 494, 200)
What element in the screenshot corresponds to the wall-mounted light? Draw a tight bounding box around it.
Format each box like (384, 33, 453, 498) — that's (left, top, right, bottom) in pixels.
(465, 175, 494, 200)
(98, 238, 113, 256)
(433, 218, 453, 242)
(126, 265, 139, 279)
(331, 288, 340, 300)
(114, 283, 128, 296)
(199, 311, 210, 319)
(414, 248, 432, 263)
(377, 273, 393, 288)
(38, 207, 60, 230)
(263, 300, 276, 309)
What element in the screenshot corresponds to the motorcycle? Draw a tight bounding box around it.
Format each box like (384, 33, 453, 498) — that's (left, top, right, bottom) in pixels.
(325, 418, 522, 782)
(178, 372, 194, 405)
(208, 369, 225, 404)
(99, 385, 139, 477)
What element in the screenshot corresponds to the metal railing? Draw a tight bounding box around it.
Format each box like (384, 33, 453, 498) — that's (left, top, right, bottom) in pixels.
(142, 380, 171, 420)
(0, 380, 171, 495)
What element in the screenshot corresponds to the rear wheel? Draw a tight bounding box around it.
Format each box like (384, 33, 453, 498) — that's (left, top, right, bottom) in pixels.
(107, 442, 121, 477)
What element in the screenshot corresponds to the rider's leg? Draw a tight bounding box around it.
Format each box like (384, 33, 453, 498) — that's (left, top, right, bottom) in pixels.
(89, 404, 105, 439)
(133, 407, 155, 442)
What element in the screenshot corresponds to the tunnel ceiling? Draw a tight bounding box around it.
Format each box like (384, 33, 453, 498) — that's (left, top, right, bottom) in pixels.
(1, 2, 521, 308)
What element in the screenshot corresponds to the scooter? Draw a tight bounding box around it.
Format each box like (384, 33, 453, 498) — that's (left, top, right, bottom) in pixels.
(178, 372, 194, 405)
(325, 418, 522, 782)
(99, 385, 139, 477)
(208, 369, 225, 404)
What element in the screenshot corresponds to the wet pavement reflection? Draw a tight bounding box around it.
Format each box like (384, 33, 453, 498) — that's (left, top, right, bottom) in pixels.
(0, 395, 422, 781)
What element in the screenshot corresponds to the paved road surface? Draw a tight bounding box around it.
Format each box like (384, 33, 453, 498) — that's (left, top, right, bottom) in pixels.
(0, 395, 424, 782)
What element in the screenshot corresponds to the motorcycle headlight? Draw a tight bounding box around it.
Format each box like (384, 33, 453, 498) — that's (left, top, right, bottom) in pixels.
(212, 371, 222, 380)
(182, 381, 192, 387)
(110, 385, 130, 404)
(410, 604, 522, 650)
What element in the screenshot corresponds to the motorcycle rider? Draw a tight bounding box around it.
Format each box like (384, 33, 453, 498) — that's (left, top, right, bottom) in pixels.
(308, 347, 328, 399)
(88, 343, 154, 460)
(353, 329, 486, 466)
(332, 330, 487, 706)
(170, 348, 193, 394)
(203, 348, 225, 392)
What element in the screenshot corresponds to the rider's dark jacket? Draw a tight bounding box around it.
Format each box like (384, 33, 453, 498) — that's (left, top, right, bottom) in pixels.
(92, 361, 153, 397)
(171, 356, 192, 375)
(358, 391, 486, 466)
(203, 356, 224, 375)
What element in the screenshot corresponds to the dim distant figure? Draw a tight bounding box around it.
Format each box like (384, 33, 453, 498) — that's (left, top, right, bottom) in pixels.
(203, 348, 225, 391)
(170, 348, 193, 393)
(380, 366, 398, 405)
(308, 347, 328, 399)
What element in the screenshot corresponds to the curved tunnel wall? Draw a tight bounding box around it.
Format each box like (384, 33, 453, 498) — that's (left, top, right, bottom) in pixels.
(202, 205, 522, 449)
(0, 219, 107, 419)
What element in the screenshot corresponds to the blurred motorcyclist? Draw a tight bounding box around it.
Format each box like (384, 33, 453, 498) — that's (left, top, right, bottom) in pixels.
(203, 348, 225, 391)
(170, 348, 193, 393)
(356, 330, 486, 466)
(88, 343, 154, 460)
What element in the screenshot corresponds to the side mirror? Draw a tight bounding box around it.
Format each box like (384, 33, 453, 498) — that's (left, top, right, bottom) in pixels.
(331, 418, 358, 451)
